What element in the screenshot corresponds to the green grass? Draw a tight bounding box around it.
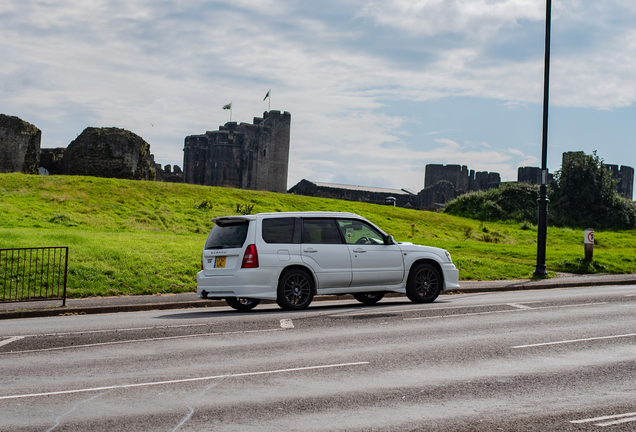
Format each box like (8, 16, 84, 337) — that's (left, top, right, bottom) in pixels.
(1, 173, 634, 298)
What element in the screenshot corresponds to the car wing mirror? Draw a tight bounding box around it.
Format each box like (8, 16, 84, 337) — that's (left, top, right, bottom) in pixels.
(385, 234, 395, 245)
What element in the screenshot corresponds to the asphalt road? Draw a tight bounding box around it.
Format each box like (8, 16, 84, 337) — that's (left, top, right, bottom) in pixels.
(2, 285, 636, 431)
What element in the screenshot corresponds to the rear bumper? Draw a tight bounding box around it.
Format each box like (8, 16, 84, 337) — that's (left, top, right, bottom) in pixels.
(197, 267, 279, 301)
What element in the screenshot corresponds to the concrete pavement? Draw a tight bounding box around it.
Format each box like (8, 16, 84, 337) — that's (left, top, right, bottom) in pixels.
(1, 272, 635, 320)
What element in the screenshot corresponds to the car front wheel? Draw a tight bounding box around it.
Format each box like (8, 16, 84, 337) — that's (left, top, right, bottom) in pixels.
(277, 269, 314, 310)
(225, 297, 261, 311)
(406, 263, 442, 303)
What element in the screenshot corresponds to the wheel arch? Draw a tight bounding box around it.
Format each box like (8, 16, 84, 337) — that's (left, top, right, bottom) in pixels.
(279, 264, 317, 295)
(408, 259, 445, 286)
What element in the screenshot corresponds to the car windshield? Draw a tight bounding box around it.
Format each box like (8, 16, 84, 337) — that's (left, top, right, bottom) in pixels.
(205, 221, 248, 249)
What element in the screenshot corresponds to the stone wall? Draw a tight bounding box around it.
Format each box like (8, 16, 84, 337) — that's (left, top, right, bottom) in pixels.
(424, 164, 500, 193)
(0, 114, 41, 174)
(183, 110, 291, 193)
(416, 180, 458, 211)
(607, 164, 634, 200)
(40, 127, 155, 180)
(517, 166, 554, 185)
(154, 163, 184, 183)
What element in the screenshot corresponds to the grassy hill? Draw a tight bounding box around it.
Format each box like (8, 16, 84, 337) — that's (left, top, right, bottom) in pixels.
(1, 173, 634, 298)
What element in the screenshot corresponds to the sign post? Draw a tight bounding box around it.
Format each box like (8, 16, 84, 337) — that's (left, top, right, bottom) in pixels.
(584, 228, 594, 261)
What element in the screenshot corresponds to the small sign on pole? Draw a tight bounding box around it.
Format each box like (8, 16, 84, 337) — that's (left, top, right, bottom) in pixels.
(584, 228, 594, 261)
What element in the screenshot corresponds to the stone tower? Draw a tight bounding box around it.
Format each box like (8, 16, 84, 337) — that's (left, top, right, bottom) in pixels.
(183, 110, 291, 193)
(0, 114, 41, 174)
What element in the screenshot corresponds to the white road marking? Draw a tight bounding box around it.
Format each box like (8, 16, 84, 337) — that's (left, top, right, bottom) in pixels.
(8, 323, 210, 339)
(280, 319, 294, 329)
(571, 411, 636, 425)
(0, 328, 282, 355)
(0, 361, 370, 400)
(335, 301, 542, 318)
(507, 303, 533, 309)
(0, 336, 24, 348)
(625, 294, 636, 297)
(405, 302, 607, 321)
(513, 332, 636, 349)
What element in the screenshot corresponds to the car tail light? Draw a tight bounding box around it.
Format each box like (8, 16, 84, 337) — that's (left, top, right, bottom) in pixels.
(201, 255, 204, 270)
(241, 244, 259, 268)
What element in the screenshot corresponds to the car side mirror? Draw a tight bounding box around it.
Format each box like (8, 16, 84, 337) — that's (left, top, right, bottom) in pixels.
(385, 234, 395, 245)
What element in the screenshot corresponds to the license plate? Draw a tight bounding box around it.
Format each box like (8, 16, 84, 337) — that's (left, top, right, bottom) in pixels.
(215, 256, 226, 268)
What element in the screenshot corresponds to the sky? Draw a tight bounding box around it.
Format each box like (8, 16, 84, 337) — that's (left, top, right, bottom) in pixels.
(1, 0, 635, 192)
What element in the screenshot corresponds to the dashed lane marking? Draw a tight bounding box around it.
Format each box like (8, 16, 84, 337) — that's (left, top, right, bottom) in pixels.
(513, 332, 636, 349)
(507, 303, 533, 309)
(334, 301, 542, 318)
(0, 328, 282, 355)
(571, 411, 636, 426)
(280, 319, 294, 329)
(0, 361, 370, 400)
(405, 302, 607, 321)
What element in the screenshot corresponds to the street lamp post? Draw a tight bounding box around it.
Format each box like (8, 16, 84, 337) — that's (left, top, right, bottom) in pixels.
(534, 0, 552, 277)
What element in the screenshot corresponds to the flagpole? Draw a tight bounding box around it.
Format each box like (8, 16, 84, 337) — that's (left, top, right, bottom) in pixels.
(230, 104, 232, 122)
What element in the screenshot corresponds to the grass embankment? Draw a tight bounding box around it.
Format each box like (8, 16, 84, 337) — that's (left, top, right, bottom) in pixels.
(1, 173, 634, 298)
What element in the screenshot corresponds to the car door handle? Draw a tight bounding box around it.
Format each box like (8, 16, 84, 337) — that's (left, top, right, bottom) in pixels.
(352, 249, 366, 253)
(303, 249, 318, 253)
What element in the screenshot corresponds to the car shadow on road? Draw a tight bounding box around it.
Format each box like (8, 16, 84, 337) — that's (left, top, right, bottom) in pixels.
(154, 299, 451, 320)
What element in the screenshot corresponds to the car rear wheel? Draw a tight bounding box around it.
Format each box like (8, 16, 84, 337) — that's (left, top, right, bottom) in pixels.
(406, 263, 442, 303)
(277, 269, 314, 310)
(352, 292, 385, 304)
(225, 297, 261, 311)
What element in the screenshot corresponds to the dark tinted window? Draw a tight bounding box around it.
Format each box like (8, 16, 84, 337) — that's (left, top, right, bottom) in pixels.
(205, 221, 248, 249)
(262, 218, 295, 244)
(302, 219, 343, 244)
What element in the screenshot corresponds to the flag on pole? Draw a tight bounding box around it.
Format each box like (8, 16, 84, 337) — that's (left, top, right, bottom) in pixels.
(222, 103, 232, 110)
(263, 90, 270, 101)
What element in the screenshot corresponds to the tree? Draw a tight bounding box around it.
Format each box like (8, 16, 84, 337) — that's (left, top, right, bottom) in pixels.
(548, 151, 636, 229)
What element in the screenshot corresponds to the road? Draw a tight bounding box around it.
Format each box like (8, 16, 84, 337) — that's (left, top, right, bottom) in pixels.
(2, 285, 636, 431)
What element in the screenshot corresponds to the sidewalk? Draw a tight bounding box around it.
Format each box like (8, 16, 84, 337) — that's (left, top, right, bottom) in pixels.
(2, 273, 635, 320)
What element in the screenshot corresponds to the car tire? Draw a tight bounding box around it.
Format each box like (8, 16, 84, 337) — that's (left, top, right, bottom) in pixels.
(352, 292, 385, 304)
(225, 297, 261, 311)
(277, 269, 314, 310)
(406, 263, 442, 303)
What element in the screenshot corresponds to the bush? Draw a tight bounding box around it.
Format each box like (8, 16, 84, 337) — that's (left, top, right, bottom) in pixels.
(444, 182, 539, 222)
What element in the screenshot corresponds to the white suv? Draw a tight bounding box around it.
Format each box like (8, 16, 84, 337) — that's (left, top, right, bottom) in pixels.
(197, 212, 459, 310)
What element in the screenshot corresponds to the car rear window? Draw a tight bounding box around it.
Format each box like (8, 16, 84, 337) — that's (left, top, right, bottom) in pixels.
(205, 221, 248, 249)
(262, 218, 295, 244)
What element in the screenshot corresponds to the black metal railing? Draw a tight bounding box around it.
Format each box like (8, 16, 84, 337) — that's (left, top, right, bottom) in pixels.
(1, 247, 69, 305)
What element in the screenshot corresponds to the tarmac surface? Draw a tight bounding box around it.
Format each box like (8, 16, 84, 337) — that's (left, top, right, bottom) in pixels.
(1, 272, 635, 320)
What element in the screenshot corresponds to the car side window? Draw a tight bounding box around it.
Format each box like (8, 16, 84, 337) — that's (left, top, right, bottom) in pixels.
(262, 218, 295, 244)
(302, 219, 344, 244)
(337, 219, 385, 245)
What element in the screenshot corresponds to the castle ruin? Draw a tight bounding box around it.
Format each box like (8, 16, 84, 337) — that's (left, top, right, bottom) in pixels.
(0, 114, 41, 174)
(183, 110, 291, 193)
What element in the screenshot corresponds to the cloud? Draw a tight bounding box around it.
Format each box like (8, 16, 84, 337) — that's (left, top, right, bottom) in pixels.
(0, 0, 634, 192)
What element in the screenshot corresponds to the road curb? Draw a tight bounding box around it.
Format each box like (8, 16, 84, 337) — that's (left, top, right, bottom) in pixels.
(1, 277, 635, 320)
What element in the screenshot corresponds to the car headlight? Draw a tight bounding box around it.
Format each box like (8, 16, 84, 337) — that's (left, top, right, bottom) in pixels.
(445, 251, 452, 262)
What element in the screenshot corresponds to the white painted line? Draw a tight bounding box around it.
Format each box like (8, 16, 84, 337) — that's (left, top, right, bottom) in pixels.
(625, 294, 636, 297)
(596, 416, 636, 426)
(405, 302, 607, 321)
(514, 332, 636, 349)
(336, 302, 542, 318)
(0, 361, 370, 400)
(0, 328, 282, 355)
(507, 303, 533, 309)
(571, 411, 636, 424)
(13, 323, 210, 339)
(280, 319, 294, 329)
(0, 336, 24, 348)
